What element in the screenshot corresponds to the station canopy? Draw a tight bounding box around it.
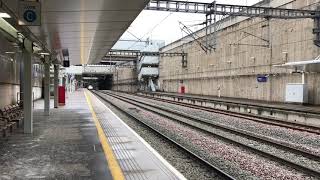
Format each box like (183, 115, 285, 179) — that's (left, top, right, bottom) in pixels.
(274, 56, 320, 72)
(3, 0, 149, 65)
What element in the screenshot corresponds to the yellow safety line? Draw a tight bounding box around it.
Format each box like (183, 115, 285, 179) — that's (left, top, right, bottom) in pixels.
(84, 91, 125, 180)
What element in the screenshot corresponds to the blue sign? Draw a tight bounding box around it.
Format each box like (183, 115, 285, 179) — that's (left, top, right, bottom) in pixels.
(19, 1, 41, 26)
(257, 75, 268, 83)
(23, 10, 37, 22)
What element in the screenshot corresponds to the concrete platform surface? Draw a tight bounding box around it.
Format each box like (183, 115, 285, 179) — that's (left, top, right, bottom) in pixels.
(86, 91, 185, 180)
(0, 90, 185, 180)
(0, 90, 112, 180)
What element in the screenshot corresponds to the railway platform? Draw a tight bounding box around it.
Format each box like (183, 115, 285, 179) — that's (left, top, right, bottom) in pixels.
(0, 90, 185, 180)
(143, 92, 320, 113)
(140, 91, 320, 127)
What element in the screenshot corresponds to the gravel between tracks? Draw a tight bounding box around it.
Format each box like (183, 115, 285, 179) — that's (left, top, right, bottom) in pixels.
(98, 92, 316, 180)
(145, 104, 320, 172)
(95, 94, 227, 180)
(110, 91, 320, 155)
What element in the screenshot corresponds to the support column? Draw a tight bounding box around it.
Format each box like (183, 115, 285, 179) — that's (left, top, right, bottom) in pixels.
(44, 56, 50, 115)
(19, 52, 24, 104)
(302, 72, 306, 84)
(23, 48, 33, 134)
(54, 64, 59, 108)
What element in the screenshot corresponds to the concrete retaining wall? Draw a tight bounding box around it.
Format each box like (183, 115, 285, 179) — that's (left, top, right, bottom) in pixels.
(112, 67, 138, 93)
(159, 0, 320, 105)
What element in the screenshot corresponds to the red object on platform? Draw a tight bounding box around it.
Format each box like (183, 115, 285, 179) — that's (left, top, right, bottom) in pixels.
(180, 86, 185, 94)
(58, 86, 66, 105)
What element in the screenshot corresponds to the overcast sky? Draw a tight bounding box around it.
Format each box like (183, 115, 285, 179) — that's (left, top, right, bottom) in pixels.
(119, 0, 261, 48)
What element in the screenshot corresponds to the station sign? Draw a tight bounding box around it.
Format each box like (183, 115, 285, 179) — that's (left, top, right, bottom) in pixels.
(257, 75, 268, 83)
(18, 1, 41, 26)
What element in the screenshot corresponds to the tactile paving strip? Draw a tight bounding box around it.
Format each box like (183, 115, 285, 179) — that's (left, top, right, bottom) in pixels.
(88, 92, 183, 180)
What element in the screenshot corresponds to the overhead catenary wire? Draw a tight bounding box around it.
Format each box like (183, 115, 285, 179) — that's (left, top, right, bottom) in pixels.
(126, 12, 173, 50)
(127, 30, 144, 42)
(179, 21, 212, 53)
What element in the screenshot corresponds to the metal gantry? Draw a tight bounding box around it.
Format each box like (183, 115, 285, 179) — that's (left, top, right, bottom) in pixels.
(146, 0, 320, 18)
(145, 0, 320, 48)
(104, 49, 188, 67)
(205, 2, 320, 48)
(106, 49, 187, 57)
(206, 3, 320, 19)
(145, 0, 209, 14)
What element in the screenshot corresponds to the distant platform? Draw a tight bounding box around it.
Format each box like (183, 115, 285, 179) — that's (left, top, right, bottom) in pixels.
(143, 91, 320, 114)
(139, 91, 320, 127)
(0, 90, 185, 180)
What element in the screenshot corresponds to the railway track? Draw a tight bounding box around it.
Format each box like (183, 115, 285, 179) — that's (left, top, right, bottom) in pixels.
(138, 93, 320, 135)
(96, 90, 320, 178)
(92, 91, 236, 180)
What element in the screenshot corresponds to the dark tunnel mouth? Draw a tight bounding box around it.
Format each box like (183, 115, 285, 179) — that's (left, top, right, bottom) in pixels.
(82, 74, 113, 90)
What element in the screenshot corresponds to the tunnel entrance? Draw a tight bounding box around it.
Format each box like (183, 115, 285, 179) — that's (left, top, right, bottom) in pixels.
(97, 75, 113, 90)
(82, 74, 113, 90)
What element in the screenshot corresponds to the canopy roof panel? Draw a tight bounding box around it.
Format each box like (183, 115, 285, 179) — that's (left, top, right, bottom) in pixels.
(3, 0, 149, 65)
(274, 57, 320, 72)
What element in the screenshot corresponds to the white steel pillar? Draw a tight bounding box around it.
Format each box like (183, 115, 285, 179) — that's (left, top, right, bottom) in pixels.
(44, 56, 51, 115)
(301, 71, 306, 84)
(22, 48, 33, 133)
(54, 64, 59, 108)
(17, 51, 24, 104)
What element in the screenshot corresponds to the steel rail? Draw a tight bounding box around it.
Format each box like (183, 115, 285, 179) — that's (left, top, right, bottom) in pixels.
(104, 91, 320, 160)
(99, 91, 320, 178)
(92, 91, 236, 180)
(136, 93, 320, 135)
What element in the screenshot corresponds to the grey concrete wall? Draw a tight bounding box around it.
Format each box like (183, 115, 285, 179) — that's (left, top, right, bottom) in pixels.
(159, 0, 320, 105)
(0, 34, 44, 108)
(112, 67, 138, 93)
(0, 59, 43, 109)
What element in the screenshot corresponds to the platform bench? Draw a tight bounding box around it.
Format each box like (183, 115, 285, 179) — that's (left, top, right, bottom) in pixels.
(0, 104, 23, 137)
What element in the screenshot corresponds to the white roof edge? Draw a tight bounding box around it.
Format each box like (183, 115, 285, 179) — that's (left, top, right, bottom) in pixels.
(274, 59, 320, 67)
